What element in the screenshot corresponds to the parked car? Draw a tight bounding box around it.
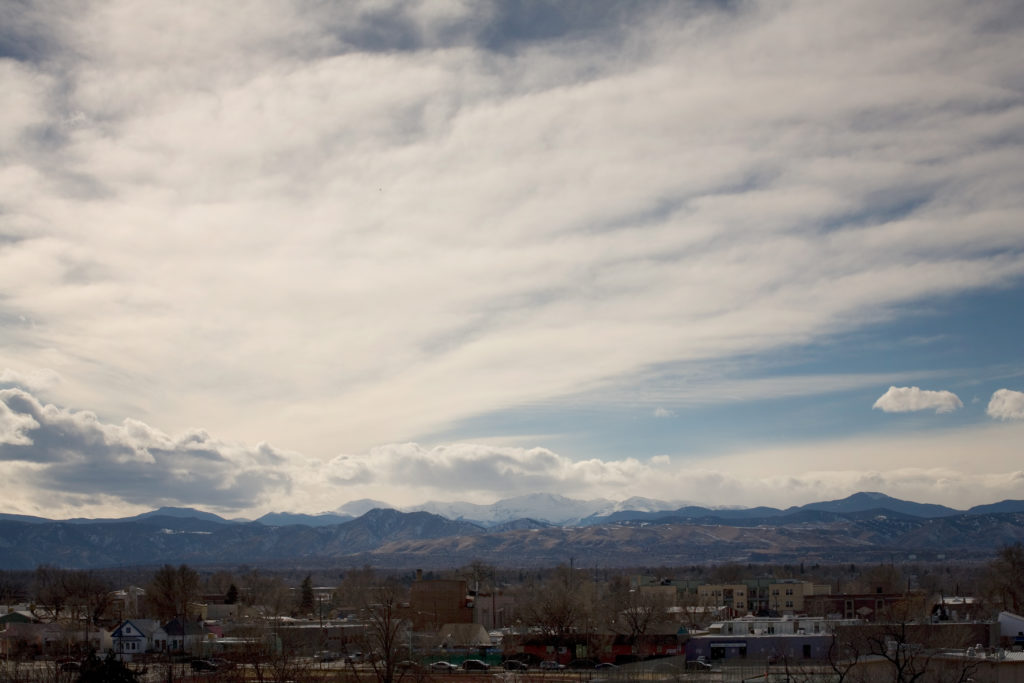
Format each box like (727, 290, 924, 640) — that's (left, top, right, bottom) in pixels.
(568, 659, 597, 669)
(539, 660, 564, 670)
(687, 658, 712, 671)
(397, 660, 420, 670)
(429, 661, 459, 672)
(344, 652, 364, 663)
(595, 662, 617, 670)
(503, 660, 529, 671)
(190, 659, 218, 672)
(461, 659, 489, 671)
(315, 651, 341, 663)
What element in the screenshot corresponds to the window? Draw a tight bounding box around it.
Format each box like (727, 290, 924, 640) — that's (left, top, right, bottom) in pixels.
(785, 588, 793, 596)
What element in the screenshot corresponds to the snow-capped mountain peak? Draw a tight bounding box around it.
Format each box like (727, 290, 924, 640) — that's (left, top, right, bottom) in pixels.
(334, 498, 394, 517)
(404, 493, 683, 526)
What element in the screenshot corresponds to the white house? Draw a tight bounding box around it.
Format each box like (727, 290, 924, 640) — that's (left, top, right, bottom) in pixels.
(999, 612, 1024, 647)
(111, 619, 166, 659)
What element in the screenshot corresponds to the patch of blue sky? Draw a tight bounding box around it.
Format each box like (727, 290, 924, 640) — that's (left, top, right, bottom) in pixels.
(816, 189, 937, 235)
(801, 286, 1024, 377)
(423, 281, 1024, 460)
(423, 382, 973, 464)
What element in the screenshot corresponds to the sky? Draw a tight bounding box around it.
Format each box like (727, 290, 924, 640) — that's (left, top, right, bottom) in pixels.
(1, 0, 1023, 520)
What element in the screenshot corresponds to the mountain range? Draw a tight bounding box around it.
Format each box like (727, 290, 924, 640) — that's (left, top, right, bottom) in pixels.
(245, 491, 1024, 528)
(2, 492, 1024, 570)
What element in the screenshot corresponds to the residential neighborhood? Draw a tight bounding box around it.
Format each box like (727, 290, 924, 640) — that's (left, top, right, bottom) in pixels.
(2, 548, 1024, 681)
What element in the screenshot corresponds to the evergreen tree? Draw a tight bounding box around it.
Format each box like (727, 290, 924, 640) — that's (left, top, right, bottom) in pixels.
(225, 583, 238, 605)
(299, 574, 315, 615)
(76, 650, 139, 683)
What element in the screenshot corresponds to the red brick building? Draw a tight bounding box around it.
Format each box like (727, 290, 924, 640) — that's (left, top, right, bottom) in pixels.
(408, 578, 473, 631)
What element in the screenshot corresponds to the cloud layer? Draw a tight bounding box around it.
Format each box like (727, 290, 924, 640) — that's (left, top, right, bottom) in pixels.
(1, 1, 1023, 518)
(4, 385, 1024, 518)
(1, 0, 1022, 460)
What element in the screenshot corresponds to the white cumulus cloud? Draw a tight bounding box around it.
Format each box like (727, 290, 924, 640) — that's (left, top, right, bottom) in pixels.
(0, 387, 297, 510)
(987, 389, 1024, 420)
(872, 386, 963, 414)
(5, 385, 1024, 518)
(0, 396, 40, 446)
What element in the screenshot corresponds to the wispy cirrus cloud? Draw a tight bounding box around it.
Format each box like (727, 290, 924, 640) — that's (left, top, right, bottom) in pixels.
(0, 368, 62, 392)
(873, 386, 964, 414)
(0, 0, 1021, 461)
(0, 1, 1022, 521)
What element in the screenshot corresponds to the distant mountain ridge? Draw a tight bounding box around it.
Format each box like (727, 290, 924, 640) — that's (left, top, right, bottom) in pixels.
(9, 492, 1024, 528)
(799, 492, 960, 518)
(132, 507, 237, 524)
(2, 492, 1024, 570)
(578, 493, 1024, 526)
(255, 512, 354, 527)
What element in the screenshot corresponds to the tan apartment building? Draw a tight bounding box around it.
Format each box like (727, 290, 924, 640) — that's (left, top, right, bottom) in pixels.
(638, 584, 679, 605)
(698, 580, 830, 616)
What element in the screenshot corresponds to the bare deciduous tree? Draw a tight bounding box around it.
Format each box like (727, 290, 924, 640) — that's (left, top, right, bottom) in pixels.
(354, 582, 410, 683)
(837, 618, 980, 683)
(32, 565, 72, 621)
(603, 575, 671, 645)
(66, 571, 113, 625)
(519, 564, 596, 657)
(239, 570, 292, 617)
(146, 564, 200, 620)
(208, 569, 236, 595)
(982, 543, 1024, 614)
(335, 564, 377, 609)
(0, 571, 26, 607)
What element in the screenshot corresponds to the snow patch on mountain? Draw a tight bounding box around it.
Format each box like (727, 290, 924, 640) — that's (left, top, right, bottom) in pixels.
(406, 493, 684, 526)
(334, 499, 394, 517)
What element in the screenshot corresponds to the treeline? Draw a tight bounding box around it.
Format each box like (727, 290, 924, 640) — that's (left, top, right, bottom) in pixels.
(2, 546, 1022, 620)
